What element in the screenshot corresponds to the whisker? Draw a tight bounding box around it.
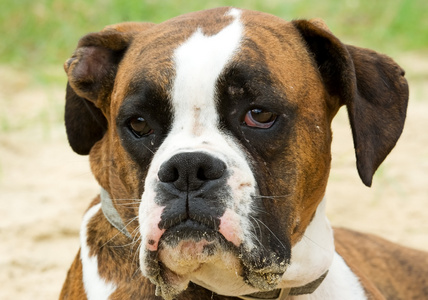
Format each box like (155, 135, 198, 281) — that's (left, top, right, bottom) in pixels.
(124, 216, 139, 231)
(113, 199, 141, 204)
(132, 265, 142, 280)
(248, 216, 267, 251)
(100, 231, 122, 249)
(111, 198, 141, 210)
(107, 239, 137, 248)
(131, 236, 143, 272)
(254, 194, 290, 200)
(251, 207, 270, 216)
(115, 203, 140, 208)
(301, 234, 331, 253)
(113, 199, 140, 209)
(141, 143, 155, 155)
(100, 215, 140, 249)
(249, 215, 288, 251)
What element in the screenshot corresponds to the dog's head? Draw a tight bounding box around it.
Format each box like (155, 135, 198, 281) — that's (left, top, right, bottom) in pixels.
(64, 8, 408, 299)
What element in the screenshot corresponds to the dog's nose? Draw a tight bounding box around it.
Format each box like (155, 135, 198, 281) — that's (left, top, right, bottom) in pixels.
(158, 152, 226, 191)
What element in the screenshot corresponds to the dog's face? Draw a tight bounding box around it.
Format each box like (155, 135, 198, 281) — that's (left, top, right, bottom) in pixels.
(64, 7, 408, 298)
(122, 9, 334, 295)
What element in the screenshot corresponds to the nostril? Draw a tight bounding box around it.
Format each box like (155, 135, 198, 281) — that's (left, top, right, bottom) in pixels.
(158, 166, 179, 183)
(197, 167, 208, 181)
(201, 160, 226, 180)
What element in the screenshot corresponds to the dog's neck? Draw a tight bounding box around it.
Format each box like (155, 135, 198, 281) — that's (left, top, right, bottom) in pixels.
(99, 188, 328, 299)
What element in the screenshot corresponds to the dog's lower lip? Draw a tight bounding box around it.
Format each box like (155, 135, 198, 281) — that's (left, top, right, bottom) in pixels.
(158, 212, 220, 232)
(160, 219, 219, 246)
(159, 219, 236, 250)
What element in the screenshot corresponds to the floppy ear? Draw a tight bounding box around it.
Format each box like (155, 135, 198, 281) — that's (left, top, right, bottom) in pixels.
(65, 82, 108, 155)
(64, 22, 154, 155)
(292, 19, 409, 187)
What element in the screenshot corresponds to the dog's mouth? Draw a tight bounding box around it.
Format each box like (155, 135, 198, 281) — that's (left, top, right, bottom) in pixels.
(142, 219, 239, 297)
(142, 218, 289, 299)
(159, 219, 228, 248)
(156, 218, 238, 273)
(159, 221, 232, 272)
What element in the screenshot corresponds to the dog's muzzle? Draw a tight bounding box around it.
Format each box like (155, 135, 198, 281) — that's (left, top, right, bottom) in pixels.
(138, 151, 290, 298)
(156, 152, 230, 245)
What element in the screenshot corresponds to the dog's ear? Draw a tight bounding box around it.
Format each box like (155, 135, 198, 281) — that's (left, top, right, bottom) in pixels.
(64, 22, 154, 155)
(65, 82, 108, 155)
(292, 19, 409, 187)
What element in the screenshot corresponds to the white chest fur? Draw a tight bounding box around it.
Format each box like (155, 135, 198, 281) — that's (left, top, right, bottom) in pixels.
(80, 203, 117, 299)
(290, 252, 367, 300)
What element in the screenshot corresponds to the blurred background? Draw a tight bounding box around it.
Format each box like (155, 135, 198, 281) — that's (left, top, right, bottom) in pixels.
(1, 0, 427, 299)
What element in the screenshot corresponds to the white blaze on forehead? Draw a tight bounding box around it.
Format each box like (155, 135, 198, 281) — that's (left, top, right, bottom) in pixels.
(171, 8, 243, 134)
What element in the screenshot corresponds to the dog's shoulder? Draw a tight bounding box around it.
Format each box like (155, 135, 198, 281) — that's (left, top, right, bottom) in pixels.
(334, 227, 428, 299)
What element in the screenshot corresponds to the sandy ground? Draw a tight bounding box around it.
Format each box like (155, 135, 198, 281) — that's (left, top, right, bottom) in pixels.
(0, 53, 427, 299)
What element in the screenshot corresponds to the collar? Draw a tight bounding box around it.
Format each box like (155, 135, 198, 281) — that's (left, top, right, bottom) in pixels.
(238, 271, 328, 299)
(99, 188, 328, 299)
(100, 188, 132, 239)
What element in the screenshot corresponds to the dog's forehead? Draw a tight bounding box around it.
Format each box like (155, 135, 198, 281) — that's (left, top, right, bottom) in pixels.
(120, 9, 304, 84)
(126, 7, 242, 71)
(112, 7, 317, 120)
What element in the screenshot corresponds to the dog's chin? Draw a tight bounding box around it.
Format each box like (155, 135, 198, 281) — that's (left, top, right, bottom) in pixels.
(159, 238, 222, 276)
(141, 222, 289, 299)
(163, 222, 237, 272)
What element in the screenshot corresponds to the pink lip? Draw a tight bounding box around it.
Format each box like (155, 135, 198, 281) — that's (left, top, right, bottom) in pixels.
(146, 206, 166, 251)
(218, 209, 243, 247)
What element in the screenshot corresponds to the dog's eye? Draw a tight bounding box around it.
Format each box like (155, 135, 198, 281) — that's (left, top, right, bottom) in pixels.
(244, 109, 277, 129)
(128, 117, 153, 137)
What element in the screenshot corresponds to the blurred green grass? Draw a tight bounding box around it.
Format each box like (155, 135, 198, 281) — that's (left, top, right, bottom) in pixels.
(1, 0, 427, 71)
(0, 0, 427, 134)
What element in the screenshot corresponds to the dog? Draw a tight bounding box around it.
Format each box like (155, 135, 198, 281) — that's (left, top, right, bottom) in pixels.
(60, 7, 428, 300)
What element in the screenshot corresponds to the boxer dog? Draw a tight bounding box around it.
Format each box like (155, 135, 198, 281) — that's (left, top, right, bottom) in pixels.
(60, 7, 428, 300)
